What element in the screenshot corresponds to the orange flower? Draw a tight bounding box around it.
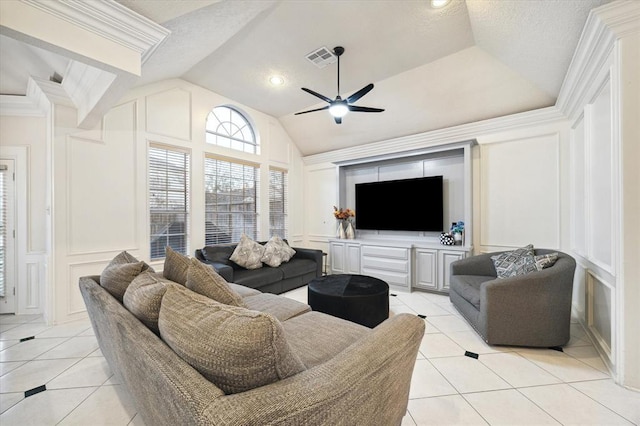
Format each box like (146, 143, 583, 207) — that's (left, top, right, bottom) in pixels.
(333, 206, 355, 220)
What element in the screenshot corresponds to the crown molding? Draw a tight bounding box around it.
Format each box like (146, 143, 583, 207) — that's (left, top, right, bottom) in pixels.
(21, 0, 170, 64)
(0, 77, 74, 117)
(556, 0, 640, 121)
(302, 106, 565, 165)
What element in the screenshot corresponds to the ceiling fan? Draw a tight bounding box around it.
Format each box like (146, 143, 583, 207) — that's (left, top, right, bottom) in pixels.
(295, 46, 384, 124)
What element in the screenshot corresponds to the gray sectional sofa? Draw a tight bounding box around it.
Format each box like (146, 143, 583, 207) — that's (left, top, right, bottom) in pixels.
(195, 241, 322, 294)
(80, 269, 424, 425)
(449, 248, 576, 347)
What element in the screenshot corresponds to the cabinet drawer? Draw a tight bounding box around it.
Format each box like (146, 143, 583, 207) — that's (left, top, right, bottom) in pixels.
(361, 256, 408, 273)
(361, 245, 408, 260)
(361, 268, 410, 288)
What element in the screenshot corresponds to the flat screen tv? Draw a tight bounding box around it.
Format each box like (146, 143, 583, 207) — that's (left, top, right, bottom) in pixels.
(355, 175, 443, 232)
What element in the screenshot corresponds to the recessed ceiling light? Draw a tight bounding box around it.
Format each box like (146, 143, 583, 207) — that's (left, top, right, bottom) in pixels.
(431, 0, 450, 8)
(269, 75, 285, 86)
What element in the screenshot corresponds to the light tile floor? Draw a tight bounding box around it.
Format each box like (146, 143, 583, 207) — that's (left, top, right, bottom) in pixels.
(1, 287, 639, 425)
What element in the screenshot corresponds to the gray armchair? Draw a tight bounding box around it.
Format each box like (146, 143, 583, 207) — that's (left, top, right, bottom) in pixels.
(449, 249, 576, 347)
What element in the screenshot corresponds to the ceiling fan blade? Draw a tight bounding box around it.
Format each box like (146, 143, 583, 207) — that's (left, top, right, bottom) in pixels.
(334, 116, 342, 124)
(346, 83, 374, 104)
(348, 105, 385, 113)
(301, 88, 333, 104)
(294, 105, 330, 115)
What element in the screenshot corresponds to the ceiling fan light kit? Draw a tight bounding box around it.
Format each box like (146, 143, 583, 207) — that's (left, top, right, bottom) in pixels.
(295, 46, 384, 124)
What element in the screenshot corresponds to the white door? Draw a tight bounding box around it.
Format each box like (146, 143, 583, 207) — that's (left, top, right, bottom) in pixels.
(0, 160, 16, 314)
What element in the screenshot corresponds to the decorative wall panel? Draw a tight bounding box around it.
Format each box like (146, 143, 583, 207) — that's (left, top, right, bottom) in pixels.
(480, 134, 560, 249)
(67, 101, 137, 254)
(146, 88, 191, 140)
(570, 115, 587, 256)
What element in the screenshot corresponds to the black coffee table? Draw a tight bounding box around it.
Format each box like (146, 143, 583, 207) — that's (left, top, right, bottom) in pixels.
(307, 274, 389, 328)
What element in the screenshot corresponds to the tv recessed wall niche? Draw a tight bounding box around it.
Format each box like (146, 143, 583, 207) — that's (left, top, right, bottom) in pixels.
(355, 176, 443, 232)
(335, 140, 474, 244)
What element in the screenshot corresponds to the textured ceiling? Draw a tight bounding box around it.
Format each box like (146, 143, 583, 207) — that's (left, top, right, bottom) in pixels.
(1, 0, 614, 156)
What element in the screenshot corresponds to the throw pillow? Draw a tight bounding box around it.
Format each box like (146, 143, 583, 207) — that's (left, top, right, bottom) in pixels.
(186, 258, 246, 307)
(163, 246, 190, 285)
(158, 286, 306, 394)
(491, 244, 536, 279)
(123, 271, 172, 334)
(100, 251, 153, 302)
(260, 236, 296, 267)
(229, 234, 265, 269)
(534, 252, 559, 271)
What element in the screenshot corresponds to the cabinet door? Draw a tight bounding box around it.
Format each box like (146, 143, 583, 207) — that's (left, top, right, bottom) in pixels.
(439, 251, 466, 291)
(330, 242, 346, 274)
(346, 243, 361, 274)
(415, 249, 438, 290)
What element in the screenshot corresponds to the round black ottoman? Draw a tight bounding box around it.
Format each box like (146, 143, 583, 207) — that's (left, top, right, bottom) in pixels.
(308, 274, 389, 328)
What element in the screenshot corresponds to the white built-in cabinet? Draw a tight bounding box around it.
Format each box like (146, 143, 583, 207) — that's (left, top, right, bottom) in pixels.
(330, 239, 470, 293)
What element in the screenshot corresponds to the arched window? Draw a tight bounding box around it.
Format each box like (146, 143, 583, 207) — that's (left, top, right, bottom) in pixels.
(205, 106, 258, 154)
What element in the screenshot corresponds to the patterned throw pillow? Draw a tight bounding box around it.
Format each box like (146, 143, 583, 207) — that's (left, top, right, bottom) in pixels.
(230, 234, 265, 269)
(260, 236, 296, 267)
(534, 252, 559, 271)
(158, 286, 306, 394)
(123, 271, 171, 334)
(186, 258, 246, 307)
(163, 246, 190, 285)
(491, 244, 536, 279)
(100, 251, 154, 302)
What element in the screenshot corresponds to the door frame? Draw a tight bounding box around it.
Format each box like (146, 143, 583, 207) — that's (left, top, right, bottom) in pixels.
(0, 159, 16, 313)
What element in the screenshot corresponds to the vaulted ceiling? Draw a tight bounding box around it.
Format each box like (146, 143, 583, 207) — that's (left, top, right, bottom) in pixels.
(0, 0, 613, 156)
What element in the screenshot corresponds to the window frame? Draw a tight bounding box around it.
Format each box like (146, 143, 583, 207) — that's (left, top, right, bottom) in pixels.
(269, 167, 288, 239)
(205, 106, 259, 154)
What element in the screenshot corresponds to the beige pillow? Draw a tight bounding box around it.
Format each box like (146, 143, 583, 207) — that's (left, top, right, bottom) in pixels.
(123, 271, 171, 334)
(260, 236, 296, 267)
(158, 286, 306, 394)
(100, 251, 153, 302)
(163, 246, 190, 285)
(230, 234, 264, 269)
(186, 258, 246, 307)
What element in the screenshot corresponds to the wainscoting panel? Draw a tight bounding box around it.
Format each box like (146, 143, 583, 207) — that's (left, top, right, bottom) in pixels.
(479, 134, 560, 249)
(68, 260, 110, 316)
(145, 88, 191, 141)
(67, 101, 137, 255)
(268, 121, 291, 165)
(586, 270, 614, 369)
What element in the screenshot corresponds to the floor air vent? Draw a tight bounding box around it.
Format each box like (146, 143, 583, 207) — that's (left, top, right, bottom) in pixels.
(305, 46, 337, 68)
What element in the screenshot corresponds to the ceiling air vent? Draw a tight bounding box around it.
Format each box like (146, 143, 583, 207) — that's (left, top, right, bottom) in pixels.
(305, 46, 337, 68)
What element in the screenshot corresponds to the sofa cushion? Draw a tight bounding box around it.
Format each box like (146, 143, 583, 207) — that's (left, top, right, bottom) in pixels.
(158, 286, 306, 394)
(450, 275, 495, 310)
(228, 282, 261, 298)
(283, 311, 370, 368)
(491, 244, 536, 279)
(233, 266, 283, 288)
(243, 293, 311, 321)
(123, 271, 172, 333)
(100, 251, 153, 302)
(278, 258, 317, 279)
(230, 234, 265, 270)
(186, 258, 246, 307)
(534, 252, 559, 271)
(201, 244, 237, 267)
(162, 246, 190, 285)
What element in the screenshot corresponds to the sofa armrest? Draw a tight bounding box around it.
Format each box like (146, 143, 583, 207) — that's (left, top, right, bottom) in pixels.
(291, 247, 323, 277)
(204, 313, 425, 425)
(196, 259, 234, 282)
(451, 252, 498, 277)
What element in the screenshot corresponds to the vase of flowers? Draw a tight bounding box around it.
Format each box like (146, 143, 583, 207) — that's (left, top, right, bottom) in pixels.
(333, 206, 355, 239)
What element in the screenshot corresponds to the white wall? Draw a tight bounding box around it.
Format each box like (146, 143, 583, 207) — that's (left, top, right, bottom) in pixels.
(49, 78, 305, 324)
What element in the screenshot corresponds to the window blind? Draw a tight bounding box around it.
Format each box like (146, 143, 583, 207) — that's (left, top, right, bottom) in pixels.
(269, 168, 287, 239)
(204, 157, 259, 244)
(148, 146, 190, 259)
